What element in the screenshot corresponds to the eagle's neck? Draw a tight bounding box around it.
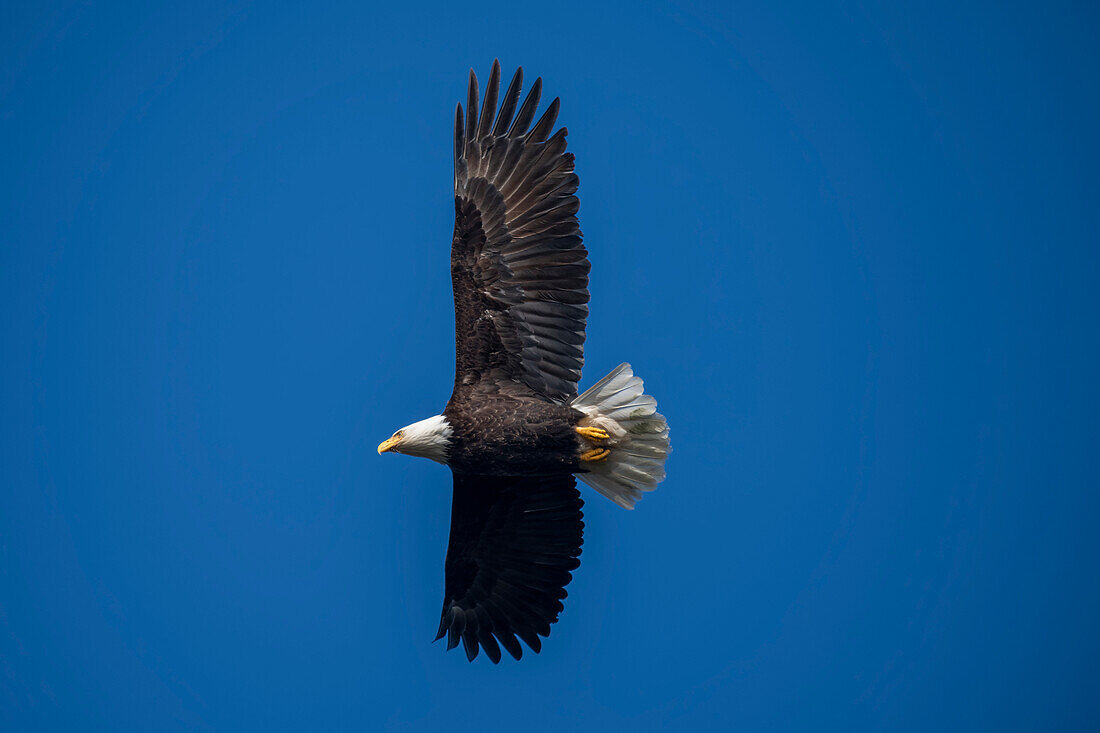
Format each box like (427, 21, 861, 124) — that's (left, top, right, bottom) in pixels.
(397, 414, 453, 464)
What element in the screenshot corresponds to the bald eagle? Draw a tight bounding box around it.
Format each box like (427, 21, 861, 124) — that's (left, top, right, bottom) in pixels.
(378, 61, 671, 662)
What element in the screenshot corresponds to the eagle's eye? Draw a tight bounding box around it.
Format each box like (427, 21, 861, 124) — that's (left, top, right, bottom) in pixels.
(394, 430, 405, 440)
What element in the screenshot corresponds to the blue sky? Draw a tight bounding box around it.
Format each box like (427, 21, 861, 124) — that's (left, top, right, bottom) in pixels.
(3, 1, 1098, 730)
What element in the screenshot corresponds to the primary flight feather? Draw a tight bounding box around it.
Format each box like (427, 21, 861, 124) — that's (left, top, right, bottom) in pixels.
(378, 61, 671, 662)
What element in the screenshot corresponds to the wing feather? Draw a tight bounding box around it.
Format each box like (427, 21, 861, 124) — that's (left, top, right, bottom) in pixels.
(525, 97, 560, 143)
(436, 472, 583, 662)
(477, 60, 500, 139)
(450, 61, 589, 403)
(465, 69, 479, 144)
(509, 76, 542, 137)
(492, 67, 523, 137)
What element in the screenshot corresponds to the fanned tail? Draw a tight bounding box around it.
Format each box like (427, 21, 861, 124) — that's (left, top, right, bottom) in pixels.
(571, 363, 671, 509)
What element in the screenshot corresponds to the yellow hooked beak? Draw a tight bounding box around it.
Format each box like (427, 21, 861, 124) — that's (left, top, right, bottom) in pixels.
(377, 435, 401, 454)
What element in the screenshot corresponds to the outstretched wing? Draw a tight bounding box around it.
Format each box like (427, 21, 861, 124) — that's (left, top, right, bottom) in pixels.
(451, 60, 589, 404)
(436, 472, 584, 662)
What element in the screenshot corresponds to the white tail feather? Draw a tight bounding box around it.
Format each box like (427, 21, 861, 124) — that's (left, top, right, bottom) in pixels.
(571, 363, 671, 509)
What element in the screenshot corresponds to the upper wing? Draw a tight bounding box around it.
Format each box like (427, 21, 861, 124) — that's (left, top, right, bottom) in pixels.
(451, 60, 589, 404)
(436, 472, 584, 662)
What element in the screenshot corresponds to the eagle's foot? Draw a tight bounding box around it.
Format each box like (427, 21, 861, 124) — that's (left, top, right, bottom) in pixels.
(579, 447, 611, 462)
(575, 426, 610, 443)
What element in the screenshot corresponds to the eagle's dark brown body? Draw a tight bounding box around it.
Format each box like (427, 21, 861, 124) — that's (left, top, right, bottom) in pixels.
(379, 62, 666, 664)
(444, 383, 582, 476)
(416, 61, 597, 663)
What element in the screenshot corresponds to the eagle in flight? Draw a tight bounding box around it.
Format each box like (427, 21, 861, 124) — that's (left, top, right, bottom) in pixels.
(378, 61, 671, 662)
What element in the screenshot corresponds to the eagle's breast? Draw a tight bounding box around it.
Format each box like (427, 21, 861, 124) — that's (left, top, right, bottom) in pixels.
(444, 389, 581, 476)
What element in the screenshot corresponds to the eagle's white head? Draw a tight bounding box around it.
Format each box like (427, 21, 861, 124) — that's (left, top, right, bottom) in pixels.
(377, 415, 453, 464)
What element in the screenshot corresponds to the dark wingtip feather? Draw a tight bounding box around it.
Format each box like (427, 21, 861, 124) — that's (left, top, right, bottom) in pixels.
(509, 76, 542, 137)
(527, 97, 560, 143)
(462, 632, 479, 661)
(492, 66, 523, 137)
(466, 69, 479, 142)
(516, 627, 542, 654)
(477, 60, 500, 139)
(435, 611, 448, 642)
(498, 632, 523, 660)
(454, 103, 464, 170)
(479, 629, 502, 664)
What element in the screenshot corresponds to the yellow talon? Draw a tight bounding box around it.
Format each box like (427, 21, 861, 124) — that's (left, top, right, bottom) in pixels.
(576, 426, 610, 442)
(580, 447, 611, 462)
